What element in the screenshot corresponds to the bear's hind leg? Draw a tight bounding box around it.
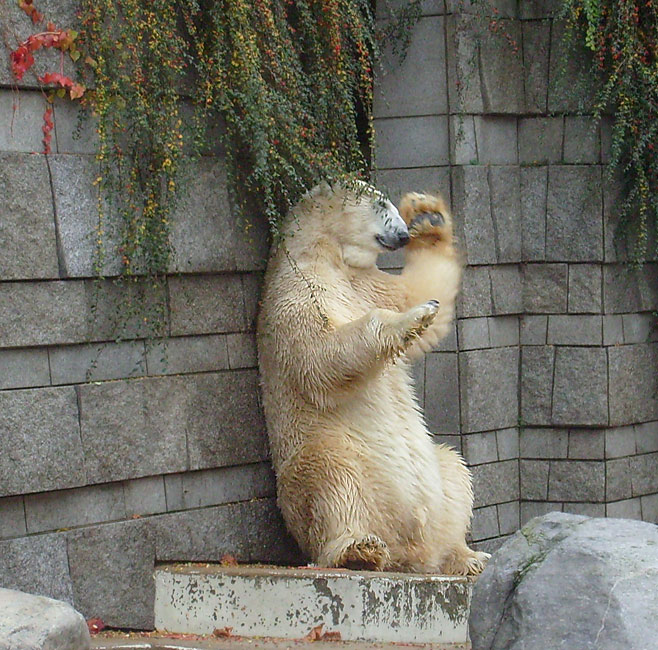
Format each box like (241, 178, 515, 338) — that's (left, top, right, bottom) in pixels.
(440, 544, 490, 576)
(318, 533, 390, 570)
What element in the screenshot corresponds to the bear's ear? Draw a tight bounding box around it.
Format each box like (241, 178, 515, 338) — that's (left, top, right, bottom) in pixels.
(307, 180, 333, 199)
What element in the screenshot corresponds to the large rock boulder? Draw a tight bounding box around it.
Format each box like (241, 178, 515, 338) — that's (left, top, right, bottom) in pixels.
(0, 588, 90, 650)
(469, 512, 658, 650)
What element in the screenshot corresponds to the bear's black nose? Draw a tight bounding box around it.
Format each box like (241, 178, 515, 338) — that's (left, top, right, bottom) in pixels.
(398, 231, 410, 246)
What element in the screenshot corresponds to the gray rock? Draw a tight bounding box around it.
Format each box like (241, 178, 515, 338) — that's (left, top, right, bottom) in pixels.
(0, 348, 50, 391)
(0, 91, 46, 152)
(471, 460, 519, 508)
(521, 21, 551, 113)
(568, 263, 602, 313)
(0, 496, 26, 539)
(520, 167, 548, 262)
(546, 314, 602, 346)
(489, 167, 522, 263)
(0, 588, 90, 650)
(0, 152, 59, 279)
(518, 118, 562, 164)
(520, 346, 555, 426)
(375, 115, 449, 168)
(563, 116, 600, 164)
(548, 459, 605, 502)
(519, 459, 549, 500)
(469, 512, 658, 650)
(490, 266, 522, 314)
(458, 266, 493, 318)
(522, 263, 568, 313)
(474, 116, 518, 164)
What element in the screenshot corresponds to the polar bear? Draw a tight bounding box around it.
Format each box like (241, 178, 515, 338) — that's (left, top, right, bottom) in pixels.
(257, 181, 489, 575)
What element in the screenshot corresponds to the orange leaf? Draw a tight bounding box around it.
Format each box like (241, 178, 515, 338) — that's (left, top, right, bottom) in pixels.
(86, 618, 106, 635)
(305, 624, 324, 641)
(220, 554, 238, 567)
(212, 627, 233, 638)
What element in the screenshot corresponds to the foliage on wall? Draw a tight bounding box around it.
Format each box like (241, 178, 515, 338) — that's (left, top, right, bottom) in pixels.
(560, 0, 658, 262)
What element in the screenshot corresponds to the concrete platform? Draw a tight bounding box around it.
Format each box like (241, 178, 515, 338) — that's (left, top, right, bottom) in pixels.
(154, 564, 472, 645)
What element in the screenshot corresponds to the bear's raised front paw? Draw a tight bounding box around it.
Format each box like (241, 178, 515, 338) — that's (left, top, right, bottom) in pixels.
(399, 192, 453, 245)
(403, 300, 439, 342)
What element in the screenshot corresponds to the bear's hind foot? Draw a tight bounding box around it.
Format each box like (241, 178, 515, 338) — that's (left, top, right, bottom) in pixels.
(441, 548, 491, 576)
(340, 535, 390, 571)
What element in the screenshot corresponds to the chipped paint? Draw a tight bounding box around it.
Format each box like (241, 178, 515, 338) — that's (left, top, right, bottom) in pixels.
(154, 565, 471, 644)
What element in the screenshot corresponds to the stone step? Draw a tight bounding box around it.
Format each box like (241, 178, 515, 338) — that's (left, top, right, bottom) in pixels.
(154, 564, 472, 645)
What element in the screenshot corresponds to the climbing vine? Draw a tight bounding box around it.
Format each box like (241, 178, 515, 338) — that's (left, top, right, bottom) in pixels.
(560, 0, 658, 262)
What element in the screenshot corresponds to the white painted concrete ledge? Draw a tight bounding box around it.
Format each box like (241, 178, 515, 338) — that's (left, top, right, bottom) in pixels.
(154, 564, 472, 645)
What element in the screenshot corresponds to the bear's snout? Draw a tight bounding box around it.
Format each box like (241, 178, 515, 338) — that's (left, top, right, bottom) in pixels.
(376, 228, 409, 251)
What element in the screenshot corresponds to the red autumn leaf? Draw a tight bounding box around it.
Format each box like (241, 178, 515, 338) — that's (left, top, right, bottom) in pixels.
(18, 0, 44, 24)
(220, 553, 238, 567)
(321, 630, 342, 641)
(86, 618, 106, 634)
(212, 627, 233, 638)
(42, 106, 53, 154)
(10, 45, 34, 80)
(305, 624, 324, 641)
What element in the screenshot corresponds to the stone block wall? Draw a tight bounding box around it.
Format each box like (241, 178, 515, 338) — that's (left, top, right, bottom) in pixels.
(1, 0, 657, 629)
(374, 0, 658, 553)
(0, 0, 301, 630)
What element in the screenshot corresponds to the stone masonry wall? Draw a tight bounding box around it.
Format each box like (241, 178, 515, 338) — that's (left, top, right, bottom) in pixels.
(0, 0, 657, 630)
(0, 0, 300, 630)
(374, 0, 658, 554)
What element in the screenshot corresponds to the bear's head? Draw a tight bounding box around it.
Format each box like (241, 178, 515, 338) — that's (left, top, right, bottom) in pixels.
(289, 180, 409, 269)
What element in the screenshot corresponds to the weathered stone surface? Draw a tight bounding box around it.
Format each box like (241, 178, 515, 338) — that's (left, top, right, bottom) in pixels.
(563, 501, 606, 518)
(607, 498, 643, 520)
(169, 275, 247, 336)
(471, 505, 500, 541)
(522, 21, 551, 112)
(548, 460, 605, 502)
(568, 263, 602, 313)
(474, 117, 518, 164)
(605, 426, 636, 459)
(49, 341, 146, 384)
(489, 167, 521, 262)
(124, 476, 167, 517)
(470, 513, 658, 650)
(24, 483, 126, 534)
(622, 313, 658, 344)
(497, 501, 520, 536)
(603, 314, 624, 345)
(490, 266, 523, 314)
(463, 431, 498, 466)
(0, 281, 88, 348)
(452, 166, 496, 265)
(471, 460, 519, 508)
(487, 316, 519, 348)
(0, 152, 59, 280)
(146, 335, 229, 375)
(546, 166, 603, 262)
(163, 463, 275, 512)
(450, 115, 477, 165)
(0, 0, 79, 87)
(446, 14, 484, 113)
(520, 315, 547, 345)
(608, 344, 658, 426)
(0, 588, 90, 650)
(563, 116, 600, 164)
(374, 167, 451, 207)
(0, 496, 26, 539)
(374, 16, 447, 118)
(519, 501, 560, 526)
(77, 376, 188, 484)
(424, 352, 460, 434)
(0, 348, 50, 390)
(477, 22, 524, 114)
(552, 346, 608, 426)
(522, 263, 568, 313)
(459, 348, 519, 433)
(547, 314, 602, 346)
(171, 157, 268, 273)
(226, 332, 257, 369)
(603, 263, 658, 314)
(0, 534, 73, 604)
(186, 370, 269, 470)
(68, 519, 155, 629)
(0, 387, 85, 497)
(635, 421, 658, 453)
(641, 493, 658, 523)
(152, 498, 302, 565)
(518, 118, 562, 164)
(630, 452, 658, 497)
(519, 0, 562, 18)
(0, 91, 47, 152)
(458, 266, 493, 317)
(568, 429, 605, 459)
(375, 115, 449, 168)
(606, 457, 633, 501)
(520, 346, 554, 425)
(458, 318, 489, 350)
(520, 166, 547, 261)
(520, 428, 568, 459)
(519, 460, 549, 500)
(53, 100, 99, 154)
(496, 428, 519, 461)
(49, 154, 121, 278)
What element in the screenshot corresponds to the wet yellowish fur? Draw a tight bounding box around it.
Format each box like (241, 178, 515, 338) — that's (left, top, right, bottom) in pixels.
(257, 183, 489, 575)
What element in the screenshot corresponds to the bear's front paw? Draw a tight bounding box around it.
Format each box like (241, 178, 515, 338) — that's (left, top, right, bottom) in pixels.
(398, 192, 453, 246)
(402, 300, 439, 344)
